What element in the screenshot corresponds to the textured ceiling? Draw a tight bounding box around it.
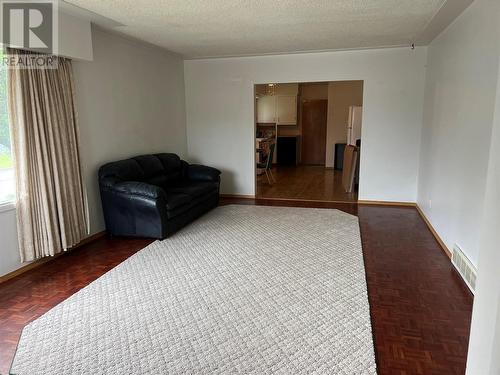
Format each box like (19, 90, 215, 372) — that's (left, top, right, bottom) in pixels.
(65, 0, 447, 58)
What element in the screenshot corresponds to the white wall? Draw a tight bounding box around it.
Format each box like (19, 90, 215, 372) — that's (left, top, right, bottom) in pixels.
(184, 47, 427, 201)
(0, 207, 21, 276)
(0, 27, 187, 277)
(417, 0, 500, 266)
(466, 47, 500, 375)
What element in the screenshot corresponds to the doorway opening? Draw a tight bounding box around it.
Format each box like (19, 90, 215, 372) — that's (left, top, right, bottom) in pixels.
(254, 81, 364, 203)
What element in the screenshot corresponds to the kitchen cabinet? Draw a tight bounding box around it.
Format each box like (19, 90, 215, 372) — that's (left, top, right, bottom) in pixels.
(256, 95, 276, 123)
(256, 94, 297, 125)
(276, 95, 297, 125)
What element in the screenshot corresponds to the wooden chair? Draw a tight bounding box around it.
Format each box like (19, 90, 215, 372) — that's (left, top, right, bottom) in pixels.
(257, 143, 276, 185)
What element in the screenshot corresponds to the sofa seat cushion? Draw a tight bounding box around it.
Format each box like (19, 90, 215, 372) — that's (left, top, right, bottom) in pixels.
(166, 181, 218, 199)
(165, 190, 218, 219)
(165, 193, 191, 210)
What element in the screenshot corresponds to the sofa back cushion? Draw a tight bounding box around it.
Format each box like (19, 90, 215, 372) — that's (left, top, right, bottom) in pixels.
(133, 155, 167, 187)
(99, 153, 183, 189)
(98, 159, 144, 188)
(155, 153, 183, 183)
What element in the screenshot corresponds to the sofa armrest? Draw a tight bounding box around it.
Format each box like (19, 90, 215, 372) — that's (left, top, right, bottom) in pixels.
(112, 181, 167, 200)
(185, 164, 221, 182)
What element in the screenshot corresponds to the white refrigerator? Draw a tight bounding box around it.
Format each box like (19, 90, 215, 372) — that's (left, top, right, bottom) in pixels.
(347, 105, 363, 146)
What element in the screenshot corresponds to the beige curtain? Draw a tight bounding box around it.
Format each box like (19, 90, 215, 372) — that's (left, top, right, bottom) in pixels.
(7, 49, 89, 262)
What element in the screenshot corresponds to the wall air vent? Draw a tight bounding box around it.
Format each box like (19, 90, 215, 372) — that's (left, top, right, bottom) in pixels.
(451, 244, 477, 294)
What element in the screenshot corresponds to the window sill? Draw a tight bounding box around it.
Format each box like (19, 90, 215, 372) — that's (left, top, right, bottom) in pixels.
(0, 201, 16, 213)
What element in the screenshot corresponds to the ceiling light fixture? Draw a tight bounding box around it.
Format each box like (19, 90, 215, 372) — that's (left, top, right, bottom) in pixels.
(266, 83, 276, 96)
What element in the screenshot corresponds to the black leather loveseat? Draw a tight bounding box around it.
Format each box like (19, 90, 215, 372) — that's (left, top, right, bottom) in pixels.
(98, 153, 221, 239)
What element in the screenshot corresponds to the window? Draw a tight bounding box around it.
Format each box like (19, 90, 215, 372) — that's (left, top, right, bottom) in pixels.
(0, 49, 15, 205)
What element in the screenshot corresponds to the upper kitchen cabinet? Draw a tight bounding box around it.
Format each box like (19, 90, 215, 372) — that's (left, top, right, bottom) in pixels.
(276, 95, 297, 125)
(256, 83, 298, 125)
(256, 95, 276, 123)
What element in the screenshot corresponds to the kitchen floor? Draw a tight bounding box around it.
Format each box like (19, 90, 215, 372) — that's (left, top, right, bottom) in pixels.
(256, 165, 357, 202)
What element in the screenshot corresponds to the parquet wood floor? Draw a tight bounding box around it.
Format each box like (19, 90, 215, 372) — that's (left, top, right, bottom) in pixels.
(0, 198, 472, 374)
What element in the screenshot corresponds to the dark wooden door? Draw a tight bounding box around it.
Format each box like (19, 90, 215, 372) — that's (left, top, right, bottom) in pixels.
(301, 99, 327, 165)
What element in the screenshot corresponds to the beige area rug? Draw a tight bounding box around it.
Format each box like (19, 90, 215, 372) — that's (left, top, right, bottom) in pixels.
(11, 205, 376, 374)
